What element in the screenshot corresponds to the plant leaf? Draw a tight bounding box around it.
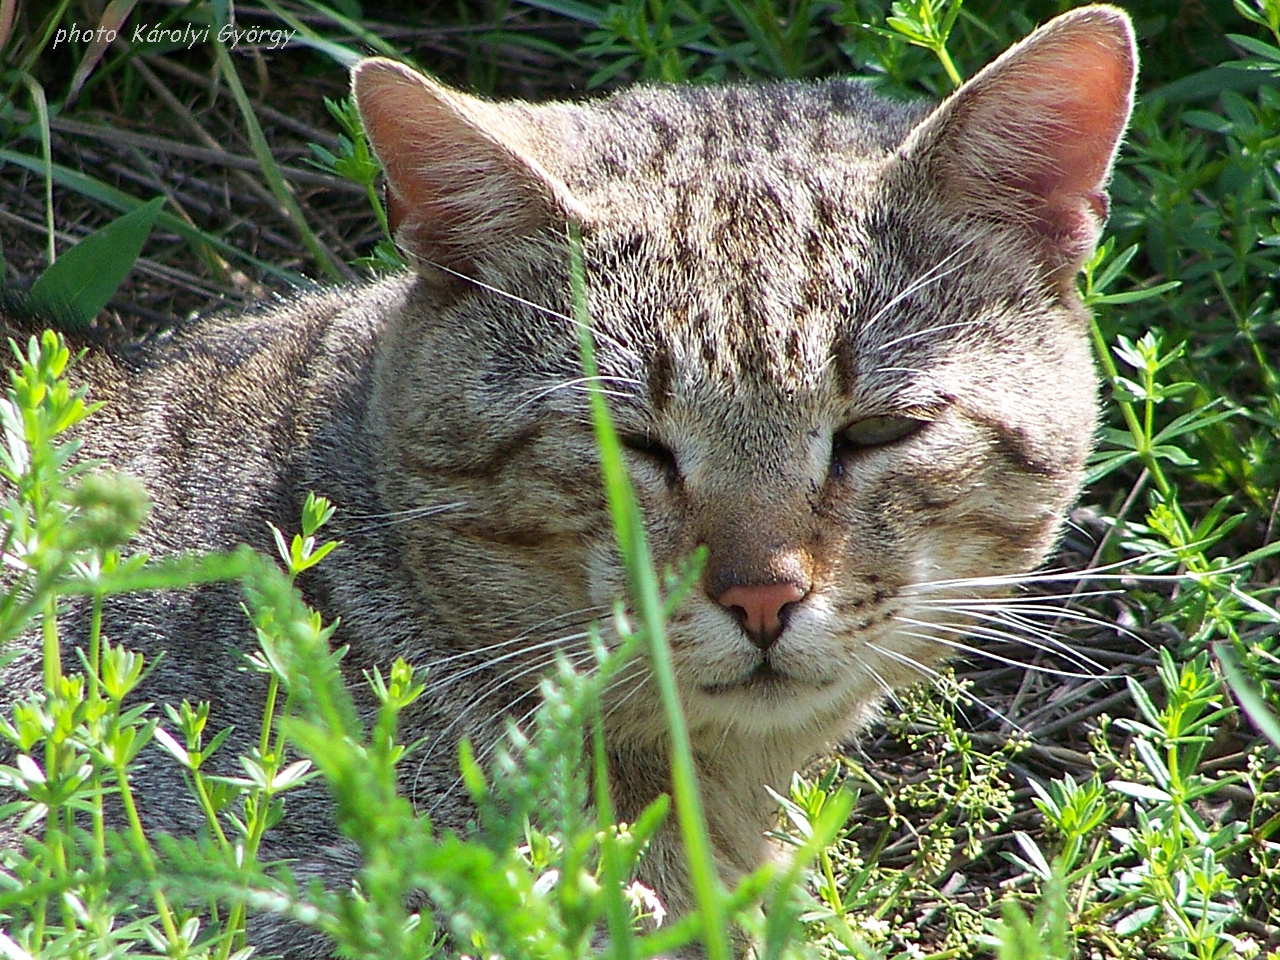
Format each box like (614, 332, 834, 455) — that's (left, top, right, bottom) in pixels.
(27, 197, 166, 328)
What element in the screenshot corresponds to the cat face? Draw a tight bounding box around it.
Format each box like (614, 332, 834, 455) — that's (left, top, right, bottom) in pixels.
(572, 172, 1097, 737)
(354, 5, 1135, 745)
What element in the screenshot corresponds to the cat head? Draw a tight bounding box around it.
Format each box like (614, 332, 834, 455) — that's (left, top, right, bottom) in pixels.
(352, 6, 1136, 743)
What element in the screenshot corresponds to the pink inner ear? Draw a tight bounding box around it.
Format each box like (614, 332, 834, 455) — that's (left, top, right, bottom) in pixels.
(1024, 36, 1134, 207)
(925, 10, 1136, 273)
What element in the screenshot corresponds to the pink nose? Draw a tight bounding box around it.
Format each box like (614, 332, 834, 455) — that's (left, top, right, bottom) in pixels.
(718, 581, 807, 650)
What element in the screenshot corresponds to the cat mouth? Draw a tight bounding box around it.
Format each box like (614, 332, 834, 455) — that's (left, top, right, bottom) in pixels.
(698, 660, 823, 695)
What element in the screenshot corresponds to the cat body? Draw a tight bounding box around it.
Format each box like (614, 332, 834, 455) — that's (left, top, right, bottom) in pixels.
(1, 7, 1136, 955)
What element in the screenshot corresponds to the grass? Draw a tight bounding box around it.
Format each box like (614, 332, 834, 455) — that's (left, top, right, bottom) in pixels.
(1, 1, 1279, 958)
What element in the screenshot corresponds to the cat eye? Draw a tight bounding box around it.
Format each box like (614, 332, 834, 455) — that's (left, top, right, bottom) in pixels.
(831, 415, 926, 475)
(621, 434, 680, 487)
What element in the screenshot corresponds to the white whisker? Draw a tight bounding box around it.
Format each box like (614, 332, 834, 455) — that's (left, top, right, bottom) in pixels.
(599, 663, 653, 725)
(926, 601, 1149, 646)
(908, 606, 1115, 669)
(418, 608, 606, 671)
(863, 246, 980, 333)
(893, 624, 1109, 681)
(342, 501, 467, 532)
(513, 375, 646, 413)
(874, 319, 987, 353)
(895, 615, 1110, 677)
(425, 258, 642, 362)
(425, 630, 595, 693)
(868, 641, 1025, 733)
(421, 646, 601, 815)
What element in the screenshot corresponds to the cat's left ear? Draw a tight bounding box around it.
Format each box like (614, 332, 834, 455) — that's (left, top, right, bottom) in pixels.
(898, 4, 1137, 278)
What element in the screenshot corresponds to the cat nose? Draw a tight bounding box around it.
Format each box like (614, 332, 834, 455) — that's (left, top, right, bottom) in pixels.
(718, 582, 807, 650)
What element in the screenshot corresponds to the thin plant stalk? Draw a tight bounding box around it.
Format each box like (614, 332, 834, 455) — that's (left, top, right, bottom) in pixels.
(569, 222, 730, 960)
(209, 39, 344, 281)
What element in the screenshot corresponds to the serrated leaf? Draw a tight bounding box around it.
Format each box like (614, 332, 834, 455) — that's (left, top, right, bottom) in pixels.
(28, 197, 165, 328)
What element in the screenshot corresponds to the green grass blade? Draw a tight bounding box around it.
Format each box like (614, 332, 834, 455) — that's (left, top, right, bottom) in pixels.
(209, 15, 345, 282)
(18, 75, 54, 267)
(569, 222, 729, 960)
(518, 0, 606, 26)
(1216, 642, 1280, 750)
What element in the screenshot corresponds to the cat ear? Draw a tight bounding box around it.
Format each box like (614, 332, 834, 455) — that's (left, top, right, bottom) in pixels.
(898, 5, 1136, 277)
(351, 58, 591, 276)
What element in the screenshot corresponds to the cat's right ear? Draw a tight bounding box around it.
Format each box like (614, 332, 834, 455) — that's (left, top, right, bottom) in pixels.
(897, 5, 1136, 280)
(352, 58, 591, 279)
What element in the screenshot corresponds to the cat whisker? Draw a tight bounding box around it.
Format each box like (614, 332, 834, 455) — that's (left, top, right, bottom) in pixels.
(896, 612, 1110, 676)
(599, 662, 655, 725)
(424, 258, 642, 362)
(904, 550, 1236, 594)
(426, 644, 617, 815)
(862, 245, 981, 333)
(969, 606, 1132, 654)
(867, 641, 1025, 733)
(911, 589, 1122, 606)
(422, 629, 597, 694)
(874, 319, 988, 353)
(415, 607, 608, 672)
(845, 653, 904, 710)
(892, 622, 1112, 680)
(341, 501, 467, 533)
(560, 385, 644, 405)
(419, 645, 601, 815)
(513, 375, 646, 413)
(919, 600, 1148, 645)
(912, 596, 1117, 639)
(340, 501, 465, 522)
(909, 606, 1100, 665)
(872, 366, 931, 376)
(468, 602, 611, 643)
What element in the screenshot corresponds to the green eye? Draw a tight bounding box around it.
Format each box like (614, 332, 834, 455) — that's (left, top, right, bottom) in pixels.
(841, 415, 924, 447)
(830, 416, 925, 476)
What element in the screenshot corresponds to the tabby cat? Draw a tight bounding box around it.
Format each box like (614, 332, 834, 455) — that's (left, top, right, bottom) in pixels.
(1, 5, 1136, 955)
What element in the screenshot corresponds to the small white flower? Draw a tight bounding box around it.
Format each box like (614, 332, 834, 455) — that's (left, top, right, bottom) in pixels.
(856, 916, 890, 939)
(624, 880, 666, 927)
(533, 869, 560, 896)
